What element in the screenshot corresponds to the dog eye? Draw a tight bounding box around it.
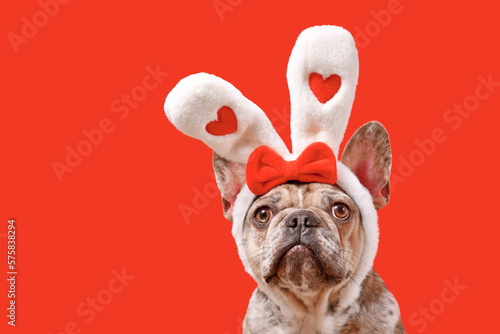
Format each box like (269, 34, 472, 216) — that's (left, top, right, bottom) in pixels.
(255, 207, 272, 224)
(332, 203, 350, 220)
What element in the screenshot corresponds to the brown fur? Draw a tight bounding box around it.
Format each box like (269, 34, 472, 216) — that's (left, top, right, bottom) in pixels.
(339, 270, 405, 334)
(243, 182, 364, 308)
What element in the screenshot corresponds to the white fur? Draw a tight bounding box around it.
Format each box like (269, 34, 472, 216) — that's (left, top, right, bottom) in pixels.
(231, 185, 257, 279)
(164, 73, 289, 164)
(335, 162, 379, 308)
(287, 26, 359, 158)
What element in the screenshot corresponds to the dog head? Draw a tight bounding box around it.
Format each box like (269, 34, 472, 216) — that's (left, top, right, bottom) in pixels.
(213, 121, 391, 297)
(164, 26, 388, 306)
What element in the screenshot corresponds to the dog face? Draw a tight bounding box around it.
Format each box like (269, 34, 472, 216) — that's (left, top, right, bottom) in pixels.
(243, 182, 363, 294)
(213, 121, 391, 297)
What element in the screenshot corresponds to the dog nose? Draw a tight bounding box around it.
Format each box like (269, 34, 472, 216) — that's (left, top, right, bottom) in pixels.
(285, 210, 319, 230)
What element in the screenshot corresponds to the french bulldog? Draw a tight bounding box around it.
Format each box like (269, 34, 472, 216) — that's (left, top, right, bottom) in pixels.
(213, 121, 405, 334)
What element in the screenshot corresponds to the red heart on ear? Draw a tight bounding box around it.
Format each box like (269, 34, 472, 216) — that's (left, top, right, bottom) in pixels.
(205, 106, 238, 136)
(309, 73, 341, 104)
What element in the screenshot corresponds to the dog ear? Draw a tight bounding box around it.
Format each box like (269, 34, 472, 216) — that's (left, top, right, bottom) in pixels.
(341, 121, 391, 210)
(213, 152, 247, 222)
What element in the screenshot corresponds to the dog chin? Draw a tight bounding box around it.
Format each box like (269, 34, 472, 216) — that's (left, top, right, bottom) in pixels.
(265, 244, 343, 289)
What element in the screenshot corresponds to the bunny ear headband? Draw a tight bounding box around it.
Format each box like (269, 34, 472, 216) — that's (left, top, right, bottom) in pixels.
(165, 26, 378, 307)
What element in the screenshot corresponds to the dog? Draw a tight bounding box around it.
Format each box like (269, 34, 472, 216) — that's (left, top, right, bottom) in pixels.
(212, 122, 405, 333)
(164, 25, 405, 334)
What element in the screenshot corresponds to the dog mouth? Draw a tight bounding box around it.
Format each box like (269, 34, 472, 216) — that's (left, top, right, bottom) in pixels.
(263, 241, 344, 285)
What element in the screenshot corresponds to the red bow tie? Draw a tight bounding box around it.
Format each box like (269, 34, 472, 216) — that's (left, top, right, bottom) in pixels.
(246, 142, 337, 196)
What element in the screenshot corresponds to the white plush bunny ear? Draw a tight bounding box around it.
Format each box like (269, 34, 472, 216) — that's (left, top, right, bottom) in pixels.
(164, 73, 289, 164)
(287, 26, 359, 158)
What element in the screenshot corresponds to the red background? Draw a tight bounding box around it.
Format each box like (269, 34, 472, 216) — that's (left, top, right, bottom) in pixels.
(2, 0, 500, 333)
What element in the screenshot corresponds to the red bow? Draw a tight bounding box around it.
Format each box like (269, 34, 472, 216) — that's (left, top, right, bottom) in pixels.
(246, 142, 337, 195)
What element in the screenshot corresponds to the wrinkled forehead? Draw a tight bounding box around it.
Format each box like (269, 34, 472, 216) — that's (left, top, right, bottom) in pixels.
(251, 182, 357, 209)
